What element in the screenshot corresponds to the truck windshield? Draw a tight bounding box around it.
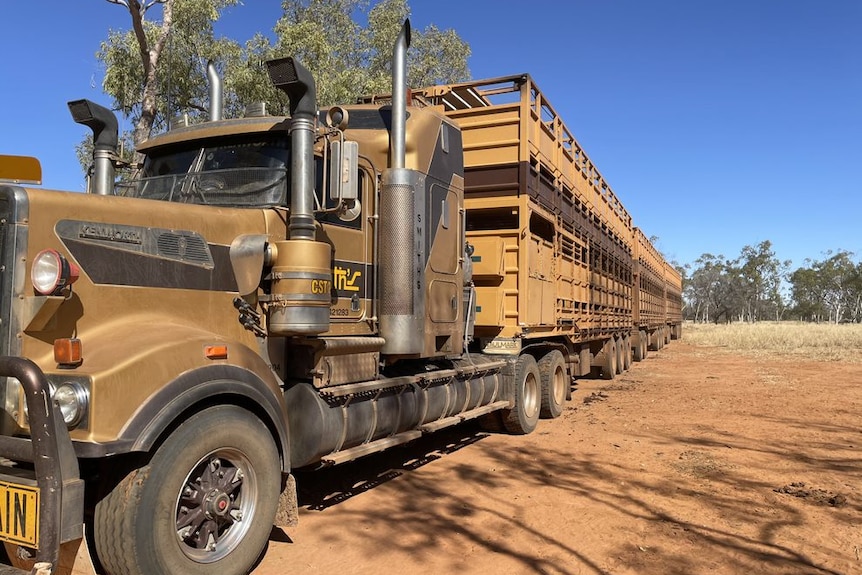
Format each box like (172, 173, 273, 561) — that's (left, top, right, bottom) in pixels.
(116, 136, 290, 208)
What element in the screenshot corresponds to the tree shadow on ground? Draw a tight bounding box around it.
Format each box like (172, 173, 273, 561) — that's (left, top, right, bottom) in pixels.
(282, 411, 851, 575)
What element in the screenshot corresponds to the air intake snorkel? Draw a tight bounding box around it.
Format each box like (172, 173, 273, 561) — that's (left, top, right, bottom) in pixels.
(261, 57, 331, 335)
(267, 57, 318, 241)
(68, 99, 118, 195)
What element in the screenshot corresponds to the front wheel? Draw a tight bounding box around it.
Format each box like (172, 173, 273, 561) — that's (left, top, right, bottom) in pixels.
(503, 354, 541, 434)
(94, 405, 281, 575)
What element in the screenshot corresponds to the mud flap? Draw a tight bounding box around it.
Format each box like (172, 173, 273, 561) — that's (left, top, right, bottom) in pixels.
(274, 473, 299, 529)
(4, 527, 97, 575)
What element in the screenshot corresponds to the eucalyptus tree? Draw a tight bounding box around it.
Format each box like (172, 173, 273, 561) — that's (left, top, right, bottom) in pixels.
(737, 241, 789, 321)
(102, 0, 240, 147)
(789, 250, 859, 323)
(90, 0, 470, 173)
(227, 0, 471, 114)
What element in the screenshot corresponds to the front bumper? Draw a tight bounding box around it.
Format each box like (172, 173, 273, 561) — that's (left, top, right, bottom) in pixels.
(0, 357, 83, 570)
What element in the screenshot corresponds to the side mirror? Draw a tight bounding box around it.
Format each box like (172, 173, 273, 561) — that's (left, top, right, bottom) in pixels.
(329, 140, 359, 201)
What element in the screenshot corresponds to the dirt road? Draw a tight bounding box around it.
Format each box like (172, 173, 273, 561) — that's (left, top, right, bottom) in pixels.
(253, 342, 861, 575)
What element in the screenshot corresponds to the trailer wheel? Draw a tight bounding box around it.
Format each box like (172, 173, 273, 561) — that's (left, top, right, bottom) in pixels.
(503, 354, 541, 434)
(538, 350, 567, 419)
(602, 339, 617, 380)
(640, 330, 649, 359)
(633, 332, 644, 362)
(94, 405, 281, 575)
(664, 327, 671, 345)
(622, 334, 632, 370)
(615, 337, 625, 374)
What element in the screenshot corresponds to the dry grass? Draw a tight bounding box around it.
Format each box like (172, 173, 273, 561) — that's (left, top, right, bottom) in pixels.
(682, 321, 862, 362)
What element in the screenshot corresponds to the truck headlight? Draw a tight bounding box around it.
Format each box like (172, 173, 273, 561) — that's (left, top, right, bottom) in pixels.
(21, 380, 89, 429)
(31, 249, 79, 295)
(53, 382, 88, 427)
(3, 377, 21, 419)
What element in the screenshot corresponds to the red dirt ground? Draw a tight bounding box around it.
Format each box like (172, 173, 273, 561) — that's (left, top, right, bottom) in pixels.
(253, 341, 861, 575)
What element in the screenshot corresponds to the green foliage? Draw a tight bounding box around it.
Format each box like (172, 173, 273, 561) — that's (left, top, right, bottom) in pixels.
(684, 241, 789, 323)
(227, 0, 471, 113)
(789, 251, 862, 323)
(685, 243, 862, 324)
(85, 0, 471, 175)
(100, 0, 240, 140)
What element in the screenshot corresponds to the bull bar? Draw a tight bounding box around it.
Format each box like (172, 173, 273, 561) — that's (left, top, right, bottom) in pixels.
(0, 357, 84, 572)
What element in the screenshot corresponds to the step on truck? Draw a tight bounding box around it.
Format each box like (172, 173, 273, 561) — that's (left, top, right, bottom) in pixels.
(0, 21, 681, 575)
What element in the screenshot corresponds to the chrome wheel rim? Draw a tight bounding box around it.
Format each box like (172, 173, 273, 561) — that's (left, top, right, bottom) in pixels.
(174, 448, 258, 563)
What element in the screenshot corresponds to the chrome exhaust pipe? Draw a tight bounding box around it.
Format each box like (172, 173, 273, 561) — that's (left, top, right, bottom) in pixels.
(390, 20, 411, 169)
(207, 61, 223, 122)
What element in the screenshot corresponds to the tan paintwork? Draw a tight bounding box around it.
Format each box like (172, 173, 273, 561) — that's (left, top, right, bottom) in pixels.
(11, 100, 462, 442)
(633, 227, 666, 329)
(663, 260, 683, 326)
(414, 74, 685, 349)
(415, 75, 633, 343)
(18, 188, 281, 441)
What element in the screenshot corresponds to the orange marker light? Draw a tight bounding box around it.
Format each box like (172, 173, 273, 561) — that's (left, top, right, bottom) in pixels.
(205, 345, 229, 360)
(54, 338, 83, 367)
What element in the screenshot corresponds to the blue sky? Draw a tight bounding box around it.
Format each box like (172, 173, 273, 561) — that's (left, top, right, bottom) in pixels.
(1, 1, 859, 270)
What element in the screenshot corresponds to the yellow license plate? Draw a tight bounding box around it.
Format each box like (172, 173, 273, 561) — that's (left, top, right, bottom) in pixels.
(0, 481, 39, 547)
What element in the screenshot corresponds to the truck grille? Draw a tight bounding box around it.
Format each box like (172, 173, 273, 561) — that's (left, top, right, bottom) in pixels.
(0, 195, 10, 357)
(0, 187, 27, 358)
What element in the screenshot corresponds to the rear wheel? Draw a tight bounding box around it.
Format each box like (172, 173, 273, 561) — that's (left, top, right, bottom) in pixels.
(615, 336, 625, 374)
(94, 405, 281, 575)
(633, 331, 645, 362)
(503, 355, 541, 434)
(622, 334, 632, 370)
(538, 350, 567, 419)
(602, 339, 617, 380)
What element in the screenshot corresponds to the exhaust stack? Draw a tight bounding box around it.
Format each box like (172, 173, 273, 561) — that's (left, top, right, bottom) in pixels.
(390, 20, 411, 169)
(379, 20, 428, 356)
(262, 57, 330, 335)
(206, 61, 223, 122)
(68, 99, 118, 195)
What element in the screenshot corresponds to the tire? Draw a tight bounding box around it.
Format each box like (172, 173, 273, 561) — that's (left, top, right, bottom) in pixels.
(633, 331, 645, 362)
(503, 355, 541, 434)
(615, 336, 625, 374)
(538, 350, 567, 419)
(665, 327, 671, 345)
(94, 406, 281, 575)
(602, 339, 617, 380)
(622, 334, 632, 370)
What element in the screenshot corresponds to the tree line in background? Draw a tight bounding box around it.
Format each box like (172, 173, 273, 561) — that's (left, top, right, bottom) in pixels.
(681, 241, 862, 324)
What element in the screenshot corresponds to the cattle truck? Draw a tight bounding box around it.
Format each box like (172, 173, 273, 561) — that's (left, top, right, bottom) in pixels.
(0, 21, 680, 575)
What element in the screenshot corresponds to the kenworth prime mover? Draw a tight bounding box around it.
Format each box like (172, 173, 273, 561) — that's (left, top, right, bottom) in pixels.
(0, 22, 681, 575)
